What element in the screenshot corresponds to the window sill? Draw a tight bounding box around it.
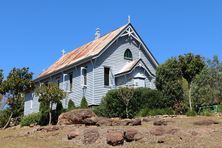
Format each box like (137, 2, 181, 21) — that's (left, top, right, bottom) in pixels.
(104, 85, 111, 88)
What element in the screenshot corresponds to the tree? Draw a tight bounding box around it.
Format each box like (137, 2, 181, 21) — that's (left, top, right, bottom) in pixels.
(0, 69, 3, 85)
(35, 82, 65, 125)
(192, 56, 222, 107)
(156, 58, 184, 111)
(80, 97, 88, 108)
(0, 68, 34, 128)
(68, 99, 75, 111)
(179, 53, 205, 111)
(117, 87, 134, 118)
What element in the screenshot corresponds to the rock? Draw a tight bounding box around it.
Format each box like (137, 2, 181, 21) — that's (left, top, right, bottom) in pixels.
(82, 117, 98, 126)
(124, 129, 138, 142)
(83, 128, 99, 144)
(107, 130, 124, 146)
(111, 118, 122, 126)
(96, 117, 112, 126)
(29, 123, 37, 127)
(150, 127, 165, 136)
(153, 120, 167, 126)
(142, 117, 152, 122)
(120, 119, 132, 126)
(67, 130, 80, 140)
(37, 126, 60, 132)
(134, 133, 144, 141)
(193, 120, 219, 126)
(57, 109, 96, 125)
(129, 119, 141, 126)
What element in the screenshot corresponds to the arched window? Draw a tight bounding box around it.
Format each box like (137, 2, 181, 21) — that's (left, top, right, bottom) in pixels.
(124, 49, 133, 60)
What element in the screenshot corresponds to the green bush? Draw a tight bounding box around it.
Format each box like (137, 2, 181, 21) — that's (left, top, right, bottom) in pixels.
(39, 102, 49, 125)
(20, 112, 40, 127)
(93, 88, 164, 118)
(68, 99, 75, 111)
(80, 97, 88, 108)
(218, 105, 222, 112)
(137, 108, 175, 117)
(200, 109, 212, 116)
(186, 110, 197, 116)
(0, 109, 11, 128)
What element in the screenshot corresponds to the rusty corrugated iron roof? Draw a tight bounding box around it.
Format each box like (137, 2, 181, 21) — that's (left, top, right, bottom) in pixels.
(37, 24, 128, 79)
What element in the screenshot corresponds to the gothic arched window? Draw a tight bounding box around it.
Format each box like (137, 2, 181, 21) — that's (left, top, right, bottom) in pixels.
(124, 49, 133, 60)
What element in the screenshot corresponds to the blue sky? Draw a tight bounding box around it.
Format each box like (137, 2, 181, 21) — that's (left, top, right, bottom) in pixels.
(0, 0, 221, 78)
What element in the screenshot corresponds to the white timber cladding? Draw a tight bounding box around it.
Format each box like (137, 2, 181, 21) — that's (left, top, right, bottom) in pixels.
(24, 24, 157, 115)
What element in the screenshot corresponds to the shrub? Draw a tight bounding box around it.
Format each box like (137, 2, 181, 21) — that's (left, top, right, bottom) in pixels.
(68, 99, 75, 111)
(80, 97, 88, 108)
(200, 109, 212, 116)
(0, 109, 11, 128)
(39, 102, 49, 126)
(186, 110, 197, 116)
(20, 113, 40, 127)
(93, 88, 164, 118)
(137, 108, 175, 117)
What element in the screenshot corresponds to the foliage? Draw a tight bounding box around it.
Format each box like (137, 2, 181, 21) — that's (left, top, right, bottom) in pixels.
(178, 53, 205, 111)
(133, 87, 165, 109)
(186, 110, 197, 116)
(156, 58, 184, 110)
(117, 87, 134, 118)
(20, 113, 41, 127)
(192, 56, 222, 106)
(67, 99, 75, 111)
(137, 108, 175, 117)
(80, 97, 88, 108)
(0, 68, 34, 128)
(35, 82, 65, 125)
(199, 109, 212, 116)
(0, 109, 11, 128)
(0, 69, 3, 90)
(39, 101, 49, 126)
(93, 88, 164, 118)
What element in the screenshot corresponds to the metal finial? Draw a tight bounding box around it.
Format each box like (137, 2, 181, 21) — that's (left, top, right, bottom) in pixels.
(128, 15, 131, 24)
(95, 28, 101, 40)
(61, 49, 65, 56)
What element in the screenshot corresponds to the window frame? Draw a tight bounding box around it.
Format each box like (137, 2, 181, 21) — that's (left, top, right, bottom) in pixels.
(124, 49, 133, 60)
(104, 66, 110, 86)
(81, 67, 87, 87)
(69, 73, 73, 91)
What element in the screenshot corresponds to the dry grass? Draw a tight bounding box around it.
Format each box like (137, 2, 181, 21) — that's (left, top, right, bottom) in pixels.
(0, 116, 222, 148)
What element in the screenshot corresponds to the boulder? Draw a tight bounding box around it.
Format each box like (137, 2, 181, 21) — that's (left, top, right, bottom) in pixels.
(96, 117, 112, 126)
(57, 109, 96, 125)
(83, 128, 99, 144)
(82, 117, 98, 126)
(153, 119, 167, 126)
(150, 127, 165, 136)
(129, 119, 141, 126)
(124, 129, 138, 142)
(107, 130, 124, 146)
(67, 130, 80, 140)
(120, 119, 132, 126)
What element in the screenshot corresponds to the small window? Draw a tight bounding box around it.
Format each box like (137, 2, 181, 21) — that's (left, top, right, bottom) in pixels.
(124, 49, 133, 60)
(104, 67, 110, 86)
(69, 73, 73, 91)
(81, 67, 87, 86)
(56, 77, 60, 87)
